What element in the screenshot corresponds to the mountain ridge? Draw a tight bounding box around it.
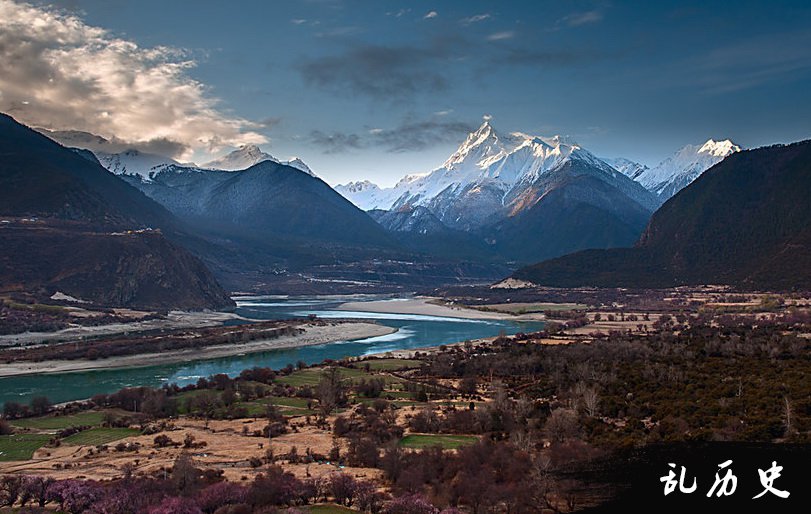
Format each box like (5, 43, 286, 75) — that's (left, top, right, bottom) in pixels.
(513, 140, 811, 290)
(0, 113, 234, 309)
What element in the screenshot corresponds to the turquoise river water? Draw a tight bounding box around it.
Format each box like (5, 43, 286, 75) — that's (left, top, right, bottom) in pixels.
(0, 296, 543, 407)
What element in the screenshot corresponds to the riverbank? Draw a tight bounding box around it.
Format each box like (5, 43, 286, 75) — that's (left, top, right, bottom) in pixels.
(0, 322, 395, 378)
(336, 297, 545, 321)
(0, 310, 246, 347)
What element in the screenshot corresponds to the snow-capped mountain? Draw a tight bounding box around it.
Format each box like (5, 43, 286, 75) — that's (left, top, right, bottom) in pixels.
(335, 180, 391, 210)
(602, 157, 649, 180)
(35, 128, 181, 177)
(338, 120, 657, 230)
(202, 144, 277, 171)
(338, 120, 658, 262)
(636, 139, 742, 199)
(284, 157, 314, 176)
(94, 149, 180, 177)
(202, 145, 316, 176)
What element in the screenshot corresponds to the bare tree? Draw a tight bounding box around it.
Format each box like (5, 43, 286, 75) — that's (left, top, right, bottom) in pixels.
(317, 367, 344, 418)
(545, 408, 579, 443)
(582, 387, 600, 418)
(784, 396, 795, 436)
(574, 382, 600, 417)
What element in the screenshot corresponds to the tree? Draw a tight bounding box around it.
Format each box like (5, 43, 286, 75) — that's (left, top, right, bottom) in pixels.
(30, 396, 51, 416)
(575, 382, 600, 418)
(317, 367, 345, 418)
(384, 494, 438, 514)
(355, 481, 386, 514)
(0, 476, 22, 507)
(784, 396, 796, 436)
(459, 377, 477, 397)
(148, 496, 203, 514)
(172, 453, 202, 495)
(328, 473, 358, 506)
(20, 476, 53, 508)
(3, 401, 22, 419)
(544, 408, 579, 443)
(196, 481, 247, 514)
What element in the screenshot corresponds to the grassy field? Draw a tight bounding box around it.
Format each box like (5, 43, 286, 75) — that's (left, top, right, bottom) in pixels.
(11, 410, 108, 430)
(276, 367, 369, 387)
(399, 434, 479, 449)
(359, 358, 423, 371)
(61, 427, 140, 446)
(237, 395, 318, 417)
(0, 434, 50, 461)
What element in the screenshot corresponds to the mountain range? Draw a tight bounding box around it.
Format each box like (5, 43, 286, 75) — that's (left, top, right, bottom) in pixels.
(339, 121, 665, 262)
(37, 128, 315, 179)
(31, 120, 514, 292)
(338, 125, 741, 210)
(513, 139, 811, 290)
(24, 112, 782, 297)
(0, 114, 233, 310)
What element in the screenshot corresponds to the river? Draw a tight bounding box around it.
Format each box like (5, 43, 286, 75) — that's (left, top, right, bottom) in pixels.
(0, 296, 543, 407)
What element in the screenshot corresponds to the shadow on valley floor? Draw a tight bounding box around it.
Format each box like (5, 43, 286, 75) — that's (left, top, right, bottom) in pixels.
(578, 442, 810, 513)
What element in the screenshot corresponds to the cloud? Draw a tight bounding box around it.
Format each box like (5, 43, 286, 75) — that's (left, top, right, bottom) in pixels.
(309, 118, 476, 154)
(561, 10, 603, 27)
(290, 18, 308, 25)
(684, 30, 811, 94)
(298, 41, 455, 100)
(461, 13, 491, 25)
(37, 127, 190, 157)
(372, 119, 476, 152)
(387, 8, 410, 18)
(309, 130, 364, 154)
(0, 0, 266, 160)
(487, 31, 515, 41)
(424, 11, 438, 19)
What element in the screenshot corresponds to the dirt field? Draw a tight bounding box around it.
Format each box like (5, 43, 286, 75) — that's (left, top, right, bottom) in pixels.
(0, 415, 381, 483)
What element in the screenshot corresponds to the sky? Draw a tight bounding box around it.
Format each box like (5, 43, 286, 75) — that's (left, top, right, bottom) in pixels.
(1, 0, 810, 187)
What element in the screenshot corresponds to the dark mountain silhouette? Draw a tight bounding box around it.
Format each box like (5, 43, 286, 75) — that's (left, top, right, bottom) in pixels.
(0, 113, 233, 309)
(514, 140, 811, 290)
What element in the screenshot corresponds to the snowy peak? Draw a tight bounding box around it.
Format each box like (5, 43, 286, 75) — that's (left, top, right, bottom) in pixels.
(203, 144, 278, 171)
(636, 138, 742, 199)
(602, 157, 649, 180)
(281, 157, 316, 176)
(335, 180, 393, 210)
(698, 138, 741, 157)
(441, 120, 509, 171)
(338, 180, 380, 194)
(95, 149, 180, 178)
(337, 118, 637, 220)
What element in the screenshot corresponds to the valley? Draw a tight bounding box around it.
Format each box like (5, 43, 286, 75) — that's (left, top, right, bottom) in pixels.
(0, 2, 809, 510)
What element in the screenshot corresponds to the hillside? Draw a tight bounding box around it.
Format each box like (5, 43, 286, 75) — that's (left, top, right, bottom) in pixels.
(0, 114, 234, 310)
(514, 140, 811, 290)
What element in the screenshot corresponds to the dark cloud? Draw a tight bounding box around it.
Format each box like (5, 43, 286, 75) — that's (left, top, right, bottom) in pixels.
(297, 40, 457, 100)
(257, 116, 283, 130)
(38, 128, 189, 157)
(372, 119, 476, 152)
(309, 130, 364, 153)
(309, 118, 476, 154)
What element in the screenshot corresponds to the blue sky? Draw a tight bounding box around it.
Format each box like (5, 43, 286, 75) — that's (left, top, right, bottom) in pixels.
(4, 0, 811, 186)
